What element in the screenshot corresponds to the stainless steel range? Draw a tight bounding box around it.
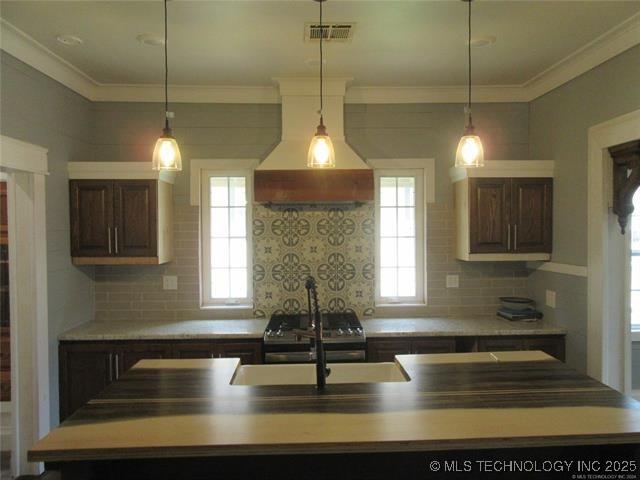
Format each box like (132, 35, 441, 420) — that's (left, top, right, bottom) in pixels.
(263, 312, 366, 363)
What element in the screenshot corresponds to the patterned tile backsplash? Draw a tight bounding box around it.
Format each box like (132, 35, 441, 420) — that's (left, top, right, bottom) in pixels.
(252, 204, 375, 319)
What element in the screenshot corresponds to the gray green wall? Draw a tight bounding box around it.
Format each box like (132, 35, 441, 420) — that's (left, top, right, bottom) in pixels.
(91, 101, 531, 322)
(527, 45, 640, 373)
(0, 52, 95, 425)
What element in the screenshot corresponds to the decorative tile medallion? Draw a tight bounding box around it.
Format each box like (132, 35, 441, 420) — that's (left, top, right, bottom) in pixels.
(253, 204, 374, 319)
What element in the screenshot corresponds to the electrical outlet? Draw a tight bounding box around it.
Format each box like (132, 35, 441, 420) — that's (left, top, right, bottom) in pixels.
(545, 289, 556, 308)
(446, 274, 459, 288)
(163, 275, 178, 290)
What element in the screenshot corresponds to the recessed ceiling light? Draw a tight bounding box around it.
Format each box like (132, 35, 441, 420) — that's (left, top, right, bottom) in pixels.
(56, 34, 83, 46)
(469, 35, 497, 47)
(137, 33, 165, 47)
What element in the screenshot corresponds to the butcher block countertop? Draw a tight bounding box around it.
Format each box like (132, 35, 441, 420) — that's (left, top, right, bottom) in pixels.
(29, 352, 639, 462)
(58, 317, 565, 341)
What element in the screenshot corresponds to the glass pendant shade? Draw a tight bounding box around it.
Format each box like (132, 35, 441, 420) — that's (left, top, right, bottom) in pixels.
(455, 129, 484, 168)
(307, 123, 335, 168)
(152, 128, 182, 171)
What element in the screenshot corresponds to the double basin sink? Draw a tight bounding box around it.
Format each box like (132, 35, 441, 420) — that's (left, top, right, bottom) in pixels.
(232, 362, 410, 386)
(230, 351, 554, 386)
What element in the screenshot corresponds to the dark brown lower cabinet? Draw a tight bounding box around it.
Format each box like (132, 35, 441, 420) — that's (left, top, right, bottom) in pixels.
(367, 338, 456, 362)
(369, 335, 565, 364)
(59, 339, 263, 421)
(59, 343, 116, 420)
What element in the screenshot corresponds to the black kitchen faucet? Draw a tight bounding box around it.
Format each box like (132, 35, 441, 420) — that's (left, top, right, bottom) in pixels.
(292, 276, 331, 389)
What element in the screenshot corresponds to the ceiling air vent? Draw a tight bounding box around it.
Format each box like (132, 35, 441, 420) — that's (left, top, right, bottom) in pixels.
(305, 23, 355, 43)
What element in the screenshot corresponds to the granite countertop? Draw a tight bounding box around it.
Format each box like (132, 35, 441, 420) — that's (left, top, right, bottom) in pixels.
(59, 316, 565, 342)
(58, 319, 269, 341)
(361, 316, 567, 337)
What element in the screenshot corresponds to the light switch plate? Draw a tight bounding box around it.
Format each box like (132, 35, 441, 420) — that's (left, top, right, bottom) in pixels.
(545, 290, 556, 308)
(163, 275, 178, 290)
(446, 274, 459, 288)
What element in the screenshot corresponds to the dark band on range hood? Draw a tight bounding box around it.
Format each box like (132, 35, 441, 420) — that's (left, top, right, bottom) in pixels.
(254, 169, 374, 204)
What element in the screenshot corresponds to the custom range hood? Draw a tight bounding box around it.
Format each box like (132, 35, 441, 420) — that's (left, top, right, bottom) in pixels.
(254, 78, 373, 204)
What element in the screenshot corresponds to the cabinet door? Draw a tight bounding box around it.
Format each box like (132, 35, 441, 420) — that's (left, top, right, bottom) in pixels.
(173, 343, 217, 359)
(116, 343, 173, 376)
(69, 180, 114, 257)
(469, 178, 511, 253)
(476, 337, 525, 352)
(216, 342, 262, 365)
(59, 343, 115, 420)
(511, 178, 552, 253)
(412, 338, 456, 354)
(367, 340, 412, 362)
(113, 180, 157, 257)
(524, 337, 565, 362)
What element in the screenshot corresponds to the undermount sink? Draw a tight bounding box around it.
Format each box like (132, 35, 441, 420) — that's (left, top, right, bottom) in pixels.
(231, 362, 410, 386)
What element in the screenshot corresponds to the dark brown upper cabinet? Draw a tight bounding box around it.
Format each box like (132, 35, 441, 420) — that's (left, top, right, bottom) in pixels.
(70, 178, 173, 265)
(451, 162, 553, 261)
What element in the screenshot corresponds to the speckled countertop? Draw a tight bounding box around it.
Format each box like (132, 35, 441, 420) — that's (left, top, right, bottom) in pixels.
(362, 317, 566, 337)
(59, 319, 269, 341)
(59, 316, 565, 341)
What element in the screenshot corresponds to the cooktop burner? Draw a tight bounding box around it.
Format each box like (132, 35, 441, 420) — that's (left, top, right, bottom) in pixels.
(264, 312, 365, 345)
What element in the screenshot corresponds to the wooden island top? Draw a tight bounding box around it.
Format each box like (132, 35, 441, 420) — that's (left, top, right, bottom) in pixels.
(29, 351, 640, 465)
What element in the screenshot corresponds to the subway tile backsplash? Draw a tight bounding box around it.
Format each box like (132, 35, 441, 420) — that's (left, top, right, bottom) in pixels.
(94, 202, 529, 321)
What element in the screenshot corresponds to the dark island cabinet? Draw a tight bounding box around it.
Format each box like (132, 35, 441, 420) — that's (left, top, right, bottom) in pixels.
(59, 339, 263, 420)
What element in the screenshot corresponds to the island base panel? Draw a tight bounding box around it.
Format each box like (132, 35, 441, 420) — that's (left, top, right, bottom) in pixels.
(48, 444, 640, 480)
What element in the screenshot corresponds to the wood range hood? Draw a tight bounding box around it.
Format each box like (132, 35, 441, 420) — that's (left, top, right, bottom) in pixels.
(254, 78, 373, 204)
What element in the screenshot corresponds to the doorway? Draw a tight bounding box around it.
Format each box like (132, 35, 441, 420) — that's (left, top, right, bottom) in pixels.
(0, 135, 50, 477)
(0, 178, 10, 478)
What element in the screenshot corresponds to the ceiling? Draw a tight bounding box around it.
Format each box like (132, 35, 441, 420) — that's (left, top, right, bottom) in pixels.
(1, 1, 639, 88)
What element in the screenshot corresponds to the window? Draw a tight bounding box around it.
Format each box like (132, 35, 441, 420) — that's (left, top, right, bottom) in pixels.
(201, 172, 252, 307)
(630, 189, 640, 330)
(375, 169, 425, 305)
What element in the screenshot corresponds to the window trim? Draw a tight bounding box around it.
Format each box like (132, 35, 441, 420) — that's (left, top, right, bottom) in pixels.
(200, 169, 254, 310)
(375, 169, 425, 306)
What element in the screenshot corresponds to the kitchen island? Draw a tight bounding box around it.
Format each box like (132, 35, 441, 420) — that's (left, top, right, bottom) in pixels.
(30, 352, 640, 479)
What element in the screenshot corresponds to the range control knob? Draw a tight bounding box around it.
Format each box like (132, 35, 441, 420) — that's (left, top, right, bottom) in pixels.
(337, 328, 344, 336)
(346, 328, 354, 336)
(265, 329, 273, 337)
(355, 328, 363, 336)
(276, 329, 284, 337)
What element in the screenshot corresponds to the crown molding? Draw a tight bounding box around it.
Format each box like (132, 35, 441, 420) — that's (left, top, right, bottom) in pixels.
(345, 84, 528, 104)
(0, 18, 98, 99)
(1, 12, 638, 104)
(93, 84, 280, 103)
(523, 11, 640, 101)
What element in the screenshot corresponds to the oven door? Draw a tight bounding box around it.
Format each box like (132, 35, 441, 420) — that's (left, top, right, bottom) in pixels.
(264, 350, 365, 364)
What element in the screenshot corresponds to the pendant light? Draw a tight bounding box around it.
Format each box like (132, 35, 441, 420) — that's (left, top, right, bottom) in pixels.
(455, 0, 484, 168)
(152, 0, 182, 171)
(307, 0, 335, 169)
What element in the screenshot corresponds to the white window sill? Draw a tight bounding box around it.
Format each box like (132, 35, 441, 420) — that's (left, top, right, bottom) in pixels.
(631, 330, 640, 342)
(199, 304, 254, 318)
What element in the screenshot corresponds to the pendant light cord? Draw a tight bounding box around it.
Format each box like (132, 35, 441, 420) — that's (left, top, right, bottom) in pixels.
(319, 0, 324, 124)
(164, 0, 169, 130)
(467, 0, 472, 127)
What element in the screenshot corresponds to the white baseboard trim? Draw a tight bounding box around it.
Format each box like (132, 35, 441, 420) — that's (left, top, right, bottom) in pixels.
(526, 261, 588, 277)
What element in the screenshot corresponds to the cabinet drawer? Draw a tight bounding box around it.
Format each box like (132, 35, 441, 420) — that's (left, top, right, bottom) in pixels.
(476, 337, 526, 352)
(412, 338, 456, 354)
(367, 340, 412, 362)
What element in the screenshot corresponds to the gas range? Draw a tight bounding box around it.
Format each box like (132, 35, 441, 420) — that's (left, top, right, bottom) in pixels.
(263, 312, 366, 363)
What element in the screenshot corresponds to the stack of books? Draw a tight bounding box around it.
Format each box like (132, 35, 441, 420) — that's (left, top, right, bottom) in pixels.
(497, 307, 543, 321)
